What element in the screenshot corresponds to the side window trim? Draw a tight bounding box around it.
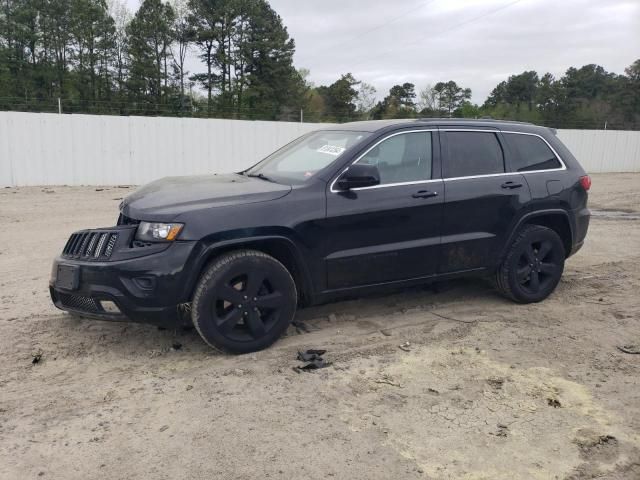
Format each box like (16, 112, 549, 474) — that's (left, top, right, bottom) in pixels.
(441, 129, 567, 181)
(329, 129, 439, 192)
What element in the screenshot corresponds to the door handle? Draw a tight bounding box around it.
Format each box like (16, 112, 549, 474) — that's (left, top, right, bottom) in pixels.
(412, 190, 438, 199)
(501, 181, 523, 189)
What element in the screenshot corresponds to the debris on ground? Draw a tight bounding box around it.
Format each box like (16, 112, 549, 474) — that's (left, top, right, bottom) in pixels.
(548, 398, 562, 408)
(374, 375, 402, 388)
(574, 430, 619, 458)
(617, 344, 640, 354)
(487, 377, 505, 390)
(171, 341, 182, 351)
(95, 188, 104, 192)
(399, 341, 411, 352)
(291, 320, 310, 334)
(380, 329, 392, 336)
(294, 349, 331, 372)
(31, 351, 43, 365)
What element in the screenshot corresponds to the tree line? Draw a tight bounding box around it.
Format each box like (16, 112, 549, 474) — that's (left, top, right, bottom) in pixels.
(313, 62, 640, 130)
(1, 0, 638, 129)
(0, 0, 307, 119)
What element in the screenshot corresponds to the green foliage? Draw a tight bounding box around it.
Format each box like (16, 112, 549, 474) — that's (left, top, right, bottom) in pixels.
(0, 0, 638, 128)
(371, 82, 417, 119)
(312, 73, 360, 122)
(126, 0, 174, 112)
(481, 64, 640, 129)
(187, 0, 306, 119)
(0, 0, 306, 118)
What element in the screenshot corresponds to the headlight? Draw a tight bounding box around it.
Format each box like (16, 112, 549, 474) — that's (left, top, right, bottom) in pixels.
(135, 222, 184, 242)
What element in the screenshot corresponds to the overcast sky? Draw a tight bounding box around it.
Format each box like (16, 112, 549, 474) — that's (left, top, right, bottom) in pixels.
(126, 0, 640, 104)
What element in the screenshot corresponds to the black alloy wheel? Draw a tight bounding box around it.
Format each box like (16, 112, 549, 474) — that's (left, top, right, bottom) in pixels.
(192, 250, 297, 353)
(516, 238, 562, 294)
(496, 225, 565, 303)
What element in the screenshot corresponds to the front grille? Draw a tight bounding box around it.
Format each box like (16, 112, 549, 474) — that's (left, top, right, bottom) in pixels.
(58, 293, 100, 313)
(62, 231, 119, 259)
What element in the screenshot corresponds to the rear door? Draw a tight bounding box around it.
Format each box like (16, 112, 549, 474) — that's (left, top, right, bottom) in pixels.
(323, 129, 444, 289)
(439, 129, 531, 273)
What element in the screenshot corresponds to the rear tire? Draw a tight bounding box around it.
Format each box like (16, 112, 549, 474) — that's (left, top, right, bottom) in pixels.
(495, 225, 565, 303)
(192, 250, 297, 353)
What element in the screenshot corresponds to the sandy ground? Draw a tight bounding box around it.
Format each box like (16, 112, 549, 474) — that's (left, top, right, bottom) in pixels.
(1, 173, 639, 480)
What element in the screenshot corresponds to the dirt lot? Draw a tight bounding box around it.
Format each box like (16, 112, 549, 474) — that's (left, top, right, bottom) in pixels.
(1, 173, 639, 480)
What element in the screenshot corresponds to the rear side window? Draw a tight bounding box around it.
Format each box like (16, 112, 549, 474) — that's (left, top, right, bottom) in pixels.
(444, 131, 504, 178)
(503, 133, 562, 172)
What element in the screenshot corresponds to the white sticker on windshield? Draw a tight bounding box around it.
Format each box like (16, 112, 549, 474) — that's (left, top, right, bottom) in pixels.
(317, 144, 345, 156)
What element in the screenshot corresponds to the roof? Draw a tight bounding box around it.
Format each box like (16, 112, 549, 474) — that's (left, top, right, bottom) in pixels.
(325, 118, 546, 134)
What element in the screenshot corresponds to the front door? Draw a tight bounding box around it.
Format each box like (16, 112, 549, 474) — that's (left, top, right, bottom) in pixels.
(324, 130, 444, 290)
(439, 129, 531, 273)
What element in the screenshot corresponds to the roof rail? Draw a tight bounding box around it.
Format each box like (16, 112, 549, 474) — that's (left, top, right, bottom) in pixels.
(416, 117, 534, 125)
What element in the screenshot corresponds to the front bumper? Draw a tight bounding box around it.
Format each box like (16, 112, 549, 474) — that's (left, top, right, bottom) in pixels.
(50, 240, 198, 327)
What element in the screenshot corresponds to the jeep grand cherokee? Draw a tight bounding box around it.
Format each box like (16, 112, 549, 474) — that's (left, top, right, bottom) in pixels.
(50, 119, 591, 353)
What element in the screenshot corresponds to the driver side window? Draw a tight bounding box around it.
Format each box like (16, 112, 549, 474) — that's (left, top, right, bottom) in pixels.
(358, 132, 432, 185)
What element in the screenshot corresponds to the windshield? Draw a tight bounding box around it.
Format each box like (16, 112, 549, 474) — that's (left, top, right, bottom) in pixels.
(245, 130, 371, 185)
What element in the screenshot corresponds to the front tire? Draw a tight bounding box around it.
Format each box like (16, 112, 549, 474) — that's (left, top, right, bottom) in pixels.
(192, 250, 297, 353)
(495, 225, 565, 303)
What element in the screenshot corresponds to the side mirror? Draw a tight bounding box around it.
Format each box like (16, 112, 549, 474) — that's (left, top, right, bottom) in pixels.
(335, 164, 380, 190)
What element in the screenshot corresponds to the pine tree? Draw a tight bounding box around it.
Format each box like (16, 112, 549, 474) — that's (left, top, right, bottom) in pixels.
(126, 0, 174, 113)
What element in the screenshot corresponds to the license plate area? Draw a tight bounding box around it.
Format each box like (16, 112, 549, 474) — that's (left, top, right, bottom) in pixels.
(56, 264, 80, 290)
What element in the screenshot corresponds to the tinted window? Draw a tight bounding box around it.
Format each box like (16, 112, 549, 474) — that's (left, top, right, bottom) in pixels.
(504, 133, 562, 171)
(444, 132, 504, 178)
(358, 132, 432, 185)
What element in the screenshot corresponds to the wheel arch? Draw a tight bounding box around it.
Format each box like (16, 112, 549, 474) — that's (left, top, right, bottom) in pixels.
(504, 210, 574, 259)
(187, 235, 314, 306)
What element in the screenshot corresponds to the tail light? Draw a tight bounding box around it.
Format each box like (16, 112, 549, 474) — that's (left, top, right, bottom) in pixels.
(579, 175, 591, 191)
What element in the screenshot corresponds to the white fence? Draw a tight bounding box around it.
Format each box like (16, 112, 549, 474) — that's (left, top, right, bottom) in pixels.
(0, 113, 326, 186)
(0, 112, 639, 186)
(556, 129, 640, 174)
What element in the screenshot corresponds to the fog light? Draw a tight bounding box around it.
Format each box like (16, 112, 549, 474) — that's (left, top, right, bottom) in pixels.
(100, 300, 121, 314)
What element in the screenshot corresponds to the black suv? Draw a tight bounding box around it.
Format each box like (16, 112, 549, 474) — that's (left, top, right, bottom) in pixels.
(50, 119, 591, 353)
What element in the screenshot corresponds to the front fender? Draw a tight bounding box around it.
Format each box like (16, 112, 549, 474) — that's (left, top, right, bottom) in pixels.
(180, 232, 314, 305)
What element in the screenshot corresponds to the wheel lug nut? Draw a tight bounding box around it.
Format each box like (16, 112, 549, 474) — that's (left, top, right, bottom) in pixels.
(253, 297, 257, 301)
(238, 304, 242, 309)
(243, 295, 248, 300)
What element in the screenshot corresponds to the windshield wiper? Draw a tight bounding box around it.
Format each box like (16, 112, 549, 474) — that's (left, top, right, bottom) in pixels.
(247, 173, 275, 183)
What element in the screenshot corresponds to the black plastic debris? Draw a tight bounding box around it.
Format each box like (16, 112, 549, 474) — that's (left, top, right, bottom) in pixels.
(31, 351, 42, 365)
(294, 349, 331, 372)
(617, 344, 640, 354)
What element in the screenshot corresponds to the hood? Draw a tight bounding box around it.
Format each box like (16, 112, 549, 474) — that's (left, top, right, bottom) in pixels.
(121, 173, 292, 220)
